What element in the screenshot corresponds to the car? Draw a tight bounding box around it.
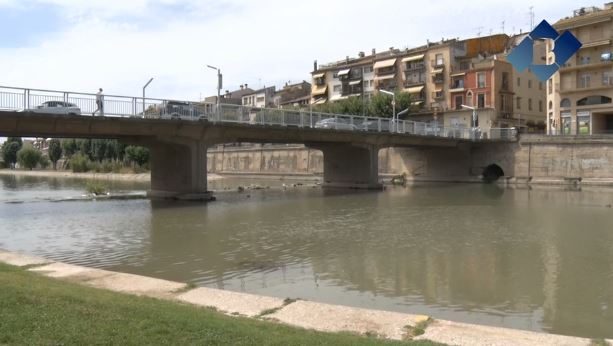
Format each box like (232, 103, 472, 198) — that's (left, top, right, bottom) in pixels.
(314, 118, 358, 131)
(161, 101, 205, 119)
(26, 101, 81, 115)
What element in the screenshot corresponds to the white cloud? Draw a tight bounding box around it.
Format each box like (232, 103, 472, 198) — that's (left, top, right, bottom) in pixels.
(0, 0, 591, 101)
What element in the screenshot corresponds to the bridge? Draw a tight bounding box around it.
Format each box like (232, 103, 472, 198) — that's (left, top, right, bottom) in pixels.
(0, 86, 517, 199)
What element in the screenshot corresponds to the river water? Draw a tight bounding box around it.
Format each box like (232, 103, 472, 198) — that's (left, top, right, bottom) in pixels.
(1, 173, 612, 339)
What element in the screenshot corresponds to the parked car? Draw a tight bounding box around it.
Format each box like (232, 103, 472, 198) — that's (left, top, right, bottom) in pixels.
(26, 101, 81, 115)
(161, 101, 205, 119)
(314, 118, 358, 131)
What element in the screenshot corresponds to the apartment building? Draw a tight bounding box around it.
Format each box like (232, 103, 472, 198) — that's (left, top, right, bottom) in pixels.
(310, 34, 546, 131)
(242, 86, 276, 108)
(274, 81, 311, 108)
(548, 3, 613, 135)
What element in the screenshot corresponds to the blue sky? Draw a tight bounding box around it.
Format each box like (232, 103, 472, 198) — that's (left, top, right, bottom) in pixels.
(0, 0, 601, 103)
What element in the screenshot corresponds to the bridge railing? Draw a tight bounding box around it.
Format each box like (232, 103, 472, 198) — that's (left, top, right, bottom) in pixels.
(0, 85, 517, 141)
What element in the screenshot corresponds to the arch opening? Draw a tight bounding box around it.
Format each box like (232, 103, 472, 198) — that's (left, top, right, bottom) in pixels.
(482, 164, 504, 183)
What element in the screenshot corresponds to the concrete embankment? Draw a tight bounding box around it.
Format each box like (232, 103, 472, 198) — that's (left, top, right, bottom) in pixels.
(1, 249, 605, 346)
(0, 169, 224, 182)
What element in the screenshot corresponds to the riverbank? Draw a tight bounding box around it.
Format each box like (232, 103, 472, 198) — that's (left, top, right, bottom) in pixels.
(0, 250, 603, 346)
(0, 169, 223, 182)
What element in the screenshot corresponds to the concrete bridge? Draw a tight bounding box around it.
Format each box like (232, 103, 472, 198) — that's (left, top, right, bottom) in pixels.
(0, 86, 517, 199)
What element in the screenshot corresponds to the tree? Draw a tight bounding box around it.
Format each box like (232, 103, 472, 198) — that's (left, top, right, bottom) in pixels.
(61, 139, 78, 158)
(125, 146, 150, 167)
(1, 137, 23, 167)
(17, 145, 43, 170)
(48, 139, 63, 170)
(369, 91, 413, 118)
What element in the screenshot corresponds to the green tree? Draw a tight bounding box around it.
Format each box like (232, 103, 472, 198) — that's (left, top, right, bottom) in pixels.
(369, 91, 413, 118)
(125, 146, 150, 167)
(2, 142, 21, 167)
(17, 145, 43, 170)
(61, 139, 78, 157)
(48, 139, 63, 170)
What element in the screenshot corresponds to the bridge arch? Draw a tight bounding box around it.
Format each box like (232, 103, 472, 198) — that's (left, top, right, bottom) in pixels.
(482, 164, 505, 182)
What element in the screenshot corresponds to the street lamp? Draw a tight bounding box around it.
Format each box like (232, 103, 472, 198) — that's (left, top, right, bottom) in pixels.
(379, 89, 396, 132)
(142, 77, 153, 116)
(207, 65, 222, 118)
(461, 104, 478, 139)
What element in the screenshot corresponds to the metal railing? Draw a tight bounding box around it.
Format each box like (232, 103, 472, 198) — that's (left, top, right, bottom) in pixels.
(0, 85, 517, 141)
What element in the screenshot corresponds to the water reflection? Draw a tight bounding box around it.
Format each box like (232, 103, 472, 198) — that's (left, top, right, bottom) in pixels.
(1, 174, 612, 338)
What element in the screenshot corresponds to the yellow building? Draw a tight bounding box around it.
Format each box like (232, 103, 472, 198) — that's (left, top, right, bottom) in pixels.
(548, 4, 613, 135)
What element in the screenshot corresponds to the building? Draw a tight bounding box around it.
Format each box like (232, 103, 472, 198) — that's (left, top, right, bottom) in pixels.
(205, 84, 254, 105)
(548, 3, 613, 135)
(274, 81, 312, 108)
(311, 34, 547, 132)
(242, 86, 276, 108)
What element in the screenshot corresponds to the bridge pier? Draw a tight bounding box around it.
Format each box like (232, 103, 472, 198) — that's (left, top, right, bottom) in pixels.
(310, 143, 382, 189)
(147, 139, 213, 201)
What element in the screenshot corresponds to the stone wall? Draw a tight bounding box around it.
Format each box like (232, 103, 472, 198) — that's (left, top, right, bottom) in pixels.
(207, 136, 613, 184)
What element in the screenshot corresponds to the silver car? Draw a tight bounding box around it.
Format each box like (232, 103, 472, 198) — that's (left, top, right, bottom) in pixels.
(314, 118, 358, 131)
(27, 101, 81, 115)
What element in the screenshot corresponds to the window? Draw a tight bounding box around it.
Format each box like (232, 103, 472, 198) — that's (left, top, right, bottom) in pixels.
(500, 95, 506, 111)
(539, 82, 543, 90)
(333, 85, 341, 92)
(560, 98, 571, 108)
(603, 71, 613, 85)
(454, 95, 463, 110)
(477, 72, 486, 88)
(364, 81, 369, 88)
(477, 93, 485, 108)
(363, 66, 373, 74)
(577, 95, 612, 106)
(466, 91, 473, 107)
(528, 80, 532, 88)
(369, 80, 374, 87)
(333, 72, 338, 78)
(580, 56, 591, 65)
(528, 98, 533, 111)
(435, 54, 444, 66)
(256, 96, 265, 103)
(517, 77, 521, 87)
(580, 73, 591, 88)
(502, 72, 509, 90)
(539, 100, 543, 112)
(516, 97, 522, 110)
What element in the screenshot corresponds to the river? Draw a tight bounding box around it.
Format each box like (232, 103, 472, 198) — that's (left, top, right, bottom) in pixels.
(1, 173, 612, 339)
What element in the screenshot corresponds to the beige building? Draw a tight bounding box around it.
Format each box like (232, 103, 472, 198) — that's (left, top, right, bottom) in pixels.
(311, 34, 547, 131)
(548, 3, 613, 135)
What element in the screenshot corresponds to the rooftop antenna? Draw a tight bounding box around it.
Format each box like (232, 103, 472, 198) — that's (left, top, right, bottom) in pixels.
(475, 26, 484, 37)
(501, 20, 505, 34)
(529, 6, 535, 30)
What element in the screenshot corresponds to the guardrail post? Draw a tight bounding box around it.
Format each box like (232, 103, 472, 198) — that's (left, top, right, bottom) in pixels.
(300, 112, 304, 128)
(378, 118, 381, 132)
(132, 98, 136, 117)
(23, 89, 30, 110)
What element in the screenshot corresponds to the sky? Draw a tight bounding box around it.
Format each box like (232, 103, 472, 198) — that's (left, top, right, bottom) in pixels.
(0, 0, 601, 104)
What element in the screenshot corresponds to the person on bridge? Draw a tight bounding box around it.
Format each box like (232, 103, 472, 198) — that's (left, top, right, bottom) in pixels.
(93, 88, 104, 116)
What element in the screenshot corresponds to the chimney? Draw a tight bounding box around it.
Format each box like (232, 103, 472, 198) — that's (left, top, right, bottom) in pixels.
(358, 51, 365, 58)
(313, 60, 318, 71)
(240, 84, 244, 90)
(371, 48, 376, 56)
(346, 55, 349, 63)
(389, 47, 394, 54)
(426, 39, 430, 47)
(245, 83, 248, 88)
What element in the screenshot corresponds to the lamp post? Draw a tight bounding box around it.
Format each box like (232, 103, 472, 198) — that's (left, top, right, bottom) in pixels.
(461, 104, 478, 139)
(142, 77, 153, 116)
(379, 89, 396, 132)
(207, 65, 222, 119)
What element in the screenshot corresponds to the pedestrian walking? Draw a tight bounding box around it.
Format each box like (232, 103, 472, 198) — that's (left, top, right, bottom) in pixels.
(93, 88, 104, 116)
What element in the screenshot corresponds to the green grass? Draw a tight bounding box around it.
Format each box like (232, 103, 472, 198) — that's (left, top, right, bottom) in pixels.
(0, 263, 441, 345)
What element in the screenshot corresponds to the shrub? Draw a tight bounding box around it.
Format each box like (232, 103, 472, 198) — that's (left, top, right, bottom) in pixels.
(70, 154, 90, 173)
(86, 181, 108, 196)
(17, 145, 43, 170)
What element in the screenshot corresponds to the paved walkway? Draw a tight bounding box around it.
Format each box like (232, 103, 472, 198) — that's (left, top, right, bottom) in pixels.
(1, 250, 608, 345)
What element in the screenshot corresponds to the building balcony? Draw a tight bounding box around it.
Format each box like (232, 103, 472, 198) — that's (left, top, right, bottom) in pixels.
(431, 60, 445, 68)
(404, 80, 426, 88)
(405, 63, 426, 71)
(562, 82, 613, 93)
(432, 76, 445, 84)
(559, 60, 613, 73)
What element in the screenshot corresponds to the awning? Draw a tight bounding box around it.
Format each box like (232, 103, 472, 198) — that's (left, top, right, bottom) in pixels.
(406, 86, 424, 94)
(434, 89, 443, 93)
(349, 80, 362, 86)
(374, 58, 397, 69)
(337, 69, 350, 76)
(374, 73, 395, 81)
(581, 39, 611, 49)
(311, 85, 327, 96)
(450, 72, 466, 77)
(402, 54, 424, 63)
(431, 68, 443, 74)
(312, 98, 327, 105)
(312, 72, 325, 79)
